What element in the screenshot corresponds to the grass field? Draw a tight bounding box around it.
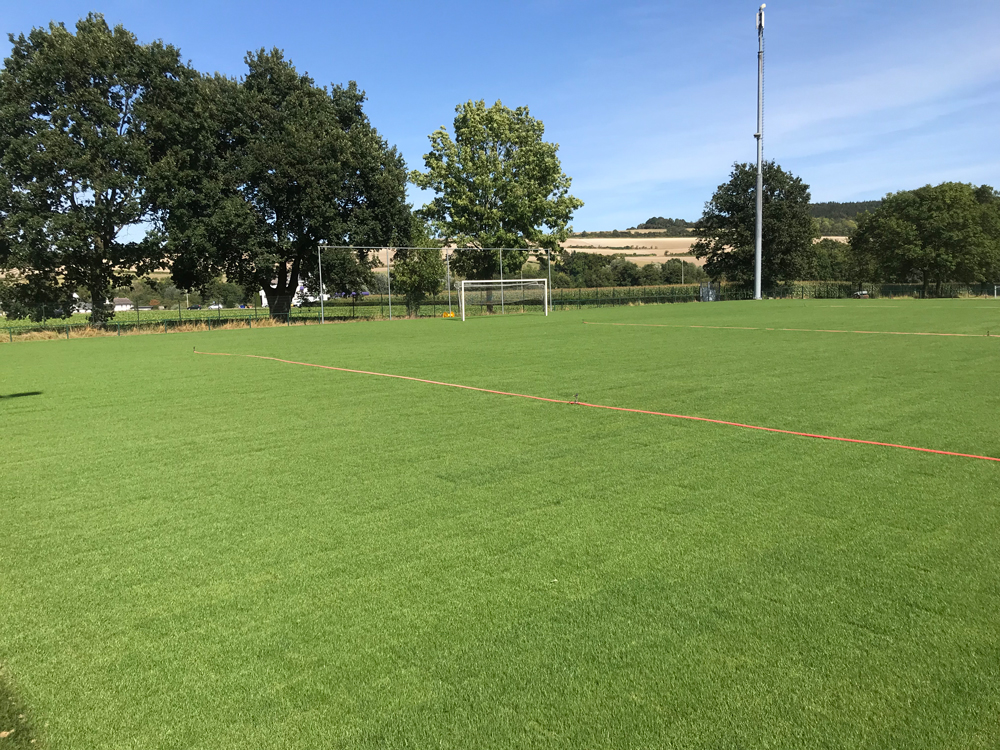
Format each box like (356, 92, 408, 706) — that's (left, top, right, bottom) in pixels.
(2, 299, 999, 748)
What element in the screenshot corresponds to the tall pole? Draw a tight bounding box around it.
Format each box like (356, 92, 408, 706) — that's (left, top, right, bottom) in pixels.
(446, 250, 452, 314)
(754, 4, 765, 300)
(386, 247, 392, 320)
(499, 248, 505, 314)
(317, 246, 325, 324)
(547, 248, 553, 311)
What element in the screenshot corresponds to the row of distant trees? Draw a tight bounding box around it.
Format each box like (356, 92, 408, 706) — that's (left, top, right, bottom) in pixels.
(543, 252, 707, 288)
(0, 15, 582, 322)
(693, 163, 1000, 294)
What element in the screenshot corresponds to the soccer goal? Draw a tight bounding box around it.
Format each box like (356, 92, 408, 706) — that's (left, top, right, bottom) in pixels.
(459, 279, 548, 321)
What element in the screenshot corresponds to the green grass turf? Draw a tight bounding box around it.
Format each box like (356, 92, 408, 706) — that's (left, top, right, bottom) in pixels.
(2, 299, 999, 748)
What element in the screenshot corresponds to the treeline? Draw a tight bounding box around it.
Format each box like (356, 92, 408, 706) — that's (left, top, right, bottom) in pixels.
(809, 201, 883, 237)
(544, 251, 707, 288)
(812, 217, 857, 237)
(810, 201, 881, 220)
(111, 279, 250, 309)
(1, 15, 588, 323)
(694, 163, 1000, 294)
(632, 217, 695, 234)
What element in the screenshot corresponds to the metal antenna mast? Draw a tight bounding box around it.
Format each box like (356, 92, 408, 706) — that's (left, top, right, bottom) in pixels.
(754, 4, 765, 300)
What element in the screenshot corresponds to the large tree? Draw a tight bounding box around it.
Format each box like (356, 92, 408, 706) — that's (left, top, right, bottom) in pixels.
(0, 14, 190, 322)
(409, 100, 582, 280)
(693, 161, 814, 287)
(392, 249, 445, 316)
(151, 49, 411, 317)
(850, 182, 1000, 295)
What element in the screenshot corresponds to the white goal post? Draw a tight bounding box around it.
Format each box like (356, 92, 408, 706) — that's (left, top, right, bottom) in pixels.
(459, 279, 548, 321)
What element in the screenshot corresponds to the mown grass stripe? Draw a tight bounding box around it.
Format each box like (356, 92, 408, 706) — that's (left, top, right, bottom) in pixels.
(195, 349, 1000, 464)
(584, 320, 996, 338)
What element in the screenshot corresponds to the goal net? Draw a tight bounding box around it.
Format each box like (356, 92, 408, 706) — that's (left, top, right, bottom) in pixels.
(459, 279, 549, 321)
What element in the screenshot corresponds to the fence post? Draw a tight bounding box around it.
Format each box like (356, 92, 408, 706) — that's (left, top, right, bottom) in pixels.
(66, 325, 70, 340)
(164, 320, 167, 334)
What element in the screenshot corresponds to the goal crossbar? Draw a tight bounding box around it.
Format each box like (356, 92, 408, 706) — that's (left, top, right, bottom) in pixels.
(459, 279, 549, 321)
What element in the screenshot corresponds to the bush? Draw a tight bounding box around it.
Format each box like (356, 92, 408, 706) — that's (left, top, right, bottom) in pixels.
(392, 249, 445, 315)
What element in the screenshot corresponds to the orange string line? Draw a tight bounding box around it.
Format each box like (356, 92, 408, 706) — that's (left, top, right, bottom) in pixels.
(194, 349, 1000, 463)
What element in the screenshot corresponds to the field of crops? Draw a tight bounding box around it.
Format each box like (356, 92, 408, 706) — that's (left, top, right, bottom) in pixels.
(2, 299, 1000, 748)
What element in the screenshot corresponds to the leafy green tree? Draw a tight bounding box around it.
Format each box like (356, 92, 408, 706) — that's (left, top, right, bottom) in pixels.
(800, 238, 852, 281)
(661, 258, 706, 284)
(0, 14, 191, 322)
(556, 250, 607, 280)
(392, 248, 445, 315)
(693, 161, 814, 287)
(608, 257, 641, 286)
(639, 263, 663, 285)
(812, 217, 857, 237)
(202, 279, 249, 308)
(976, 185, 1000, 283)
(306, 248, 373, 299)
(851, 182, 1000, 295)
(810, 200, 881, 221)
(151, 50, 411, 317)
(409, 100, 582, 279)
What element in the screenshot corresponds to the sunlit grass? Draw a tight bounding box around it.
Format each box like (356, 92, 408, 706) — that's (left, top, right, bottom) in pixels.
(2, 299, 999, 748)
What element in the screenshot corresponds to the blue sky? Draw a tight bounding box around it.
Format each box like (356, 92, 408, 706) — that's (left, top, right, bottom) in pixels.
(4, 1, 999, 229)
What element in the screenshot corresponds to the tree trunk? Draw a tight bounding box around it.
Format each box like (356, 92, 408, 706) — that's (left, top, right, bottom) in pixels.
(264, 256, 302, 319)
(89, 283, 111, 324)
(263, 285, 291, 318)
(922, 270, 929, 299)
(935, 276, 943, 298)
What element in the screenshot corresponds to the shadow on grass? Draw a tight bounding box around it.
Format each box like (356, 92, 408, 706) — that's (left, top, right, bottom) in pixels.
(0, 668, 43, 748)
(0, 392, 42, 400)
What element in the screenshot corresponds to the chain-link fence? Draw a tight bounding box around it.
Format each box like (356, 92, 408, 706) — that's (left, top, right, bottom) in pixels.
(3, 282, 997, 343)
(699, 282, 1000, 301)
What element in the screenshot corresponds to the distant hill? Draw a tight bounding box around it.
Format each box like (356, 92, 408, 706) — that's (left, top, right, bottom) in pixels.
(810, 201, 881, 220)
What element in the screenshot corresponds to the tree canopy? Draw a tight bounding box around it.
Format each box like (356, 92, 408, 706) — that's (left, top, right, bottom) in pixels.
(409, 100, 582, 280)
(809, 201, 881, 221)
(151, 50, 411, 316)
(850, 182, 1000, 295)
(0, 14, 190, 321)
(392, 249, 445, 316)
(552, 251, 706, 288)
(693, 161, 814, 287)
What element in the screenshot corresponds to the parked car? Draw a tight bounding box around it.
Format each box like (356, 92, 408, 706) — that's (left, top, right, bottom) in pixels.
(187, 305, 202, 310)
(852, 290, 870, 299)
(207, 303, 224, 310)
